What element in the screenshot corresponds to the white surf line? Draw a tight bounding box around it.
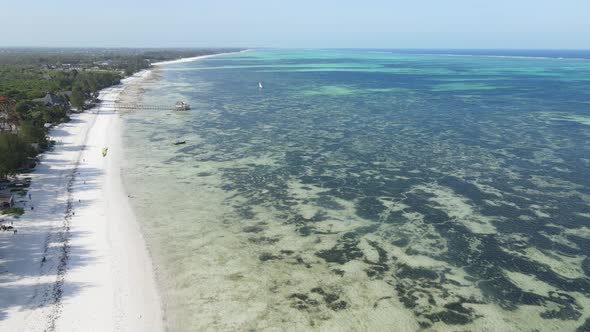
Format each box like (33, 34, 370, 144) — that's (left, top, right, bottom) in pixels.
(150, 50, 250, 66)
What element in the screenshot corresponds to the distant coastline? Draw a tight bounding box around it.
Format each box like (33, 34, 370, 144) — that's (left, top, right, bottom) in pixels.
(151, 49, 250, 66)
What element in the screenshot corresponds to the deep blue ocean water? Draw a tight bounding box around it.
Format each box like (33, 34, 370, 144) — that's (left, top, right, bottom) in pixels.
(123, 49, 590, 331)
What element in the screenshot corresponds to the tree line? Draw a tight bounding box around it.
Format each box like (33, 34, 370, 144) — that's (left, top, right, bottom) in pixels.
(1, 70, 122, 178)
(0, 48, 243, 179)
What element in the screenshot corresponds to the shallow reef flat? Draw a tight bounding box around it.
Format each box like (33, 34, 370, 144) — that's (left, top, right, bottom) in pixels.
(123, 50, 590, 331)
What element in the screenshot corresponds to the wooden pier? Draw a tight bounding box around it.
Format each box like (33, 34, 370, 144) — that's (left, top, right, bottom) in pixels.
(100, 102, 189, 111)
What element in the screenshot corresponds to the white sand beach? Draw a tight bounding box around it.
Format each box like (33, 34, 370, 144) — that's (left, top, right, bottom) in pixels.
(150, 50, 248, 66)
(0, 71, 158, 331)
(0, 53, 235, 331)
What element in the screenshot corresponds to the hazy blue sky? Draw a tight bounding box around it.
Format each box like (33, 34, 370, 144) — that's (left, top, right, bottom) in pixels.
(2, 0, 589, 49)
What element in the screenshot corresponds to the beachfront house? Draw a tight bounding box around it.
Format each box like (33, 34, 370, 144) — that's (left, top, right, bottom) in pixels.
(0, 118, 17, 132)
(0, 114, 17, 133)
(32, 92, 69, 107)
(0, 194, 14, 210)
(58, 91, 72, 100)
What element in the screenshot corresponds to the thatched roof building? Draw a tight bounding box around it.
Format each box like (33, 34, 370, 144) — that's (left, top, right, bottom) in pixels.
(33, 92, 68, 107)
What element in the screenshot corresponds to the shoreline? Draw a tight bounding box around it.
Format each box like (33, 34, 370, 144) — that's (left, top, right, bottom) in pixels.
(0, 70, 163, 331)
(150, 50, 249, 66)
(0, 51, 239, 331)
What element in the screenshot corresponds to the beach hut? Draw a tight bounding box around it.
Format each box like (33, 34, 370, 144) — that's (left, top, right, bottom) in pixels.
(174, 101, 190, 111)
(0, 97, 13, 112)
(32, 92, 68, 107)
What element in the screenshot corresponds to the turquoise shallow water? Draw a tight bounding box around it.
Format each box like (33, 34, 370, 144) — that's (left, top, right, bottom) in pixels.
(122, 50, 590, 331)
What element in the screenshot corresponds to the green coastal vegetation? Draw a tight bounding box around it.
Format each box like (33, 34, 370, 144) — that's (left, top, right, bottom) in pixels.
(1, 207, 24, 216)
(0, 48, 241, 179)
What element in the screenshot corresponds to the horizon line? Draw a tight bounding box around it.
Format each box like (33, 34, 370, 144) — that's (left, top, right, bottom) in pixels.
(1, 46, 590, 51)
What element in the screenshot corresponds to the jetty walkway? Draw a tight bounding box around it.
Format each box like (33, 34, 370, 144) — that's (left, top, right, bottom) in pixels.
(100, 102, 189, 111)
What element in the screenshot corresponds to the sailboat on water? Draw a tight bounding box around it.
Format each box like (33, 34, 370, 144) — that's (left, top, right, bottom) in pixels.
(258, 82, 263, 89)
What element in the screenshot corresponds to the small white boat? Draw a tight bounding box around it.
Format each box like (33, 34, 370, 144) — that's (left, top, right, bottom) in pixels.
(258, 82, 263, 89)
